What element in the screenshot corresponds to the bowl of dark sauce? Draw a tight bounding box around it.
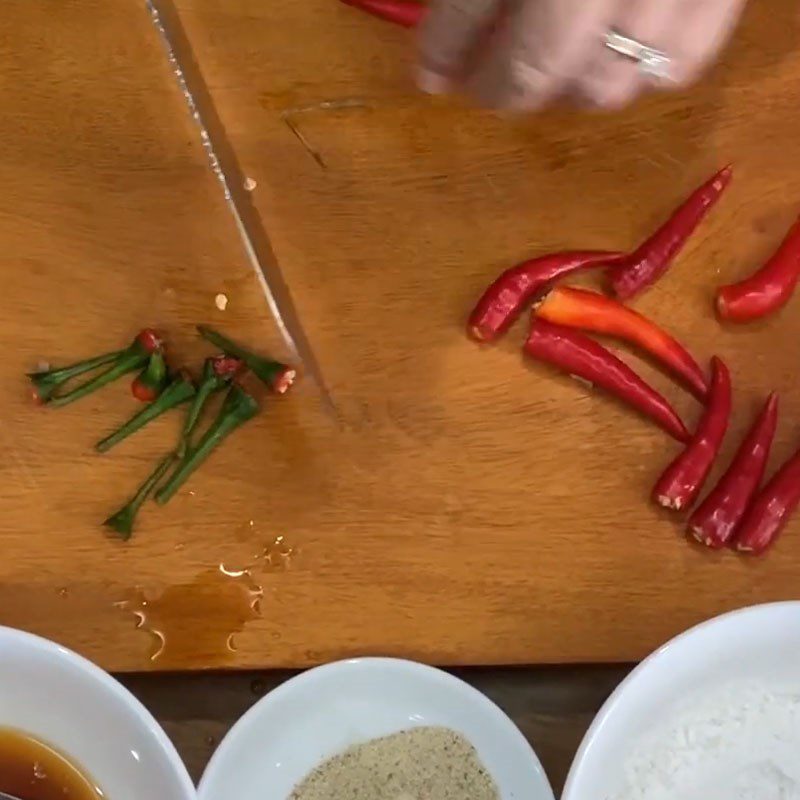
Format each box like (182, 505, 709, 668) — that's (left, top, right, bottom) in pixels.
(0, 727, 101, 800)
(0, 626, 194, 800)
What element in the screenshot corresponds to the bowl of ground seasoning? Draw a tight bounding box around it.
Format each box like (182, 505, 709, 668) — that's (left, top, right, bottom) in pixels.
(198, 657, 554, 800)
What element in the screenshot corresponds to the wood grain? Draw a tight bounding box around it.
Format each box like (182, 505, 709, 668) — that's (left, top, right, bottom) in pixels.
(158, 0, 800, 667)
(0, 0, 291, 669)
(3, 0, 800, 672)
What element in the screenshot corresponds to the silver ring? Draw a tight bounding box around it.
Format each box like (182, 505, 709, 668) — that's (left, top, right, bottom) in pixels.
(604, 29, 672, 81)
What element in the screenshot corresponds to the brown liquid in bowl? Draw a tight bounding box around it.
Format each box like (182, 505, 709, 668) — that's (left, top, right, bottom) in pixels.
(0, 728, 103, 800)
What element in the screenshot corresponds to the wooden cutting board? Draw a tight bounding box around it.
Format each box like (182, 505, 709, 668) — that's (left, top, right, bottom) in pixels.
(2, 0, 800, 672)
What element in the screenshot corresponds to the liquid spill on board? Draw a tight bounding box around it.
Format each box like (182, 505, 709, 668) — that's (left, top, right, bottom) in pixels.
(115, 531, 298, 664)
(0, 727, 103, 800)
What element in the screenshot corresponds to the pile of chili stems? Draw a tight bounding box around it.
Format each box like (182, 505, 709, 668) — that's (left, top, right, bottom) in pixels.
(469, 164, 800, 557)
(28, 327, 295, 540)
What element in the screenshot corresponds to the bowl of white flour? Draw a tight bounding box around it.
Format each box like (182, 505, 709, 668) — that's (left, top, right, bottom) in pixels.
(562, 601, 800, 800)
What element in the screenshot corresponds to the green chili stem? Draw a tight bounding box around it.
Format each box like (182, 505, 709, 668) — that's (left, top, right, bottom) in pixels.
(96, 375, 196, 453)
(28, 349, 126, 402)
(135, 352, 167, 394)
(103, 453, 177, 540)
(49, 349, 150, 407)
(181, 379, 216, 447)
(155, 385, 258, 505)
(196, 325, 291, 391)
(180, 361, 224, 445)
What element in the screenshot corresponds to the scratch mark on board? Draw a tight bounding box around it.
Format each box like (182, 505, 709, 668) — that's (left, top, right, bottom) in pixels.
(280, 98, 372, 170)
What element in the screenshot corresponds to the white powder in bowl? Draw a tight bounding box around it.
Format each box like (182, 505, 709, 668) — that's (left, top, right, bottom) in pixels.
(610, 681, 800, 800)
(288, 726, 499, 800)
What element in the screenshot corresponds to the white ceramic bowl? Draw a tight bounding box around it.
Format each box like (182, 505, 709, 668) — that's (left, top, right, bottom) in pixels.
(563, 601, 800, 800)
(0, 626, 195, 800)
(199, 657, 554, 800)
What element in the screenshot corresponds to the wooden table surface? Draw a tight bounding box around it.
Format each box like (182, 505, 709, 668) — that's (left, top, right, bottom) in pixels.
(2, 0, 800, 673)
(123, 664, 631, 792)
(0, 0, 290, 669)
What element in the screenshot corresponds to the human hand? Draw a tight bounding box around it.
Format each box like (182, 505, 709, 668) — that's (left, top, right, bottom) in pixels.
(417, 0, 748, 111)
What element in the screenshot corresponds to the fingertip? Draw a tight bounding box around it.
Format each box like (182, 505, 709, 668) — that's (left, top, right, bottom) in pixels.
(416, 67, 451, 95)
(505, 60, 554, 110)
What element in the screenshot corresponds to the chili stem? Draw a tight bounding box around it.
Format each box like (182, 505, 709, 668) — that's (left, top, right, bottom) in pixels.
(155, 385, 259, 505)
(131, 352, 168, 402)
(96, 373, 196, 453)
(28, 349, 126, 403)
(103, 453, 176, 540)
(49, 349, 150, 407)
(179, 357, 240, 454)
(196, 326, 295, 393)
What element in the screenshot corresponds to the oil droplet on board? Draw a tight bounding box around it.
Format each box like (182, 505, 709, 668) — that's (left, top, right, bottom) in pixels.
(259, 534, 299, 572)
(234, 518, 257, 543)
(56, 587, 68, 599)
(115, 564, 264, 665)
(116, 533, 298, 664)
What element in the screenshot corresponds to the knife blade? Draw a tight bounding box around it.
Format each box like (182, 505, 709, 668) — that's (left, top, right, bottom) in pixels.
(146, 0, 334, 412)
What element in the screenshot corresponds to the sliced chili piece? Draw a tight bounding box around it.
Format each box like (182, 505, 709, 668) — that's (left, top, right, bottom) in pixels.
(688, 393, 778, 548)
(524, 319, 689, 442)
(135, 328, 164, 354)
(96, 371, 196, 453)
(534, 286, 707, 400)
(197, 326, 295, 394)
(652, 357, 731, 511)
(468, 250, 624, 342)
(735, 441, 800, 555)
(717, 215, 800, 322)
(131, 352, 168, 403)
(340, 0, 424, 27)
(180, 356, 244, 455)
(608, 165, 733, 299)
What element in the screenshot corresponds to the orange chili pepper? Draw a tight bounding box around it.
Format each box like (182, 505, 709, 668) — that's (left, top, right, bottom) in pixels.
(534, 286, 707, 400)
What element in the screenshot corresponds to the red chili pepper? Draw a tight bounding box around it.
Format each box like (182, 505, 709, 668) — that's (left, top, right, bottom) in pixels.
(608, 165, 733, 300)
(131, 380, 158, 403)
(652, 357, 731, 511)
(135, 328, 164, 354)
(717, 215, 800, 322)
(340, 0, 424, 27)
(735, 441, 800, 555)
(688, 393, 778, 548)
(534, 286, 707, 400)
(524, 319, 690, 442)
(468, 251, 624, 343)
